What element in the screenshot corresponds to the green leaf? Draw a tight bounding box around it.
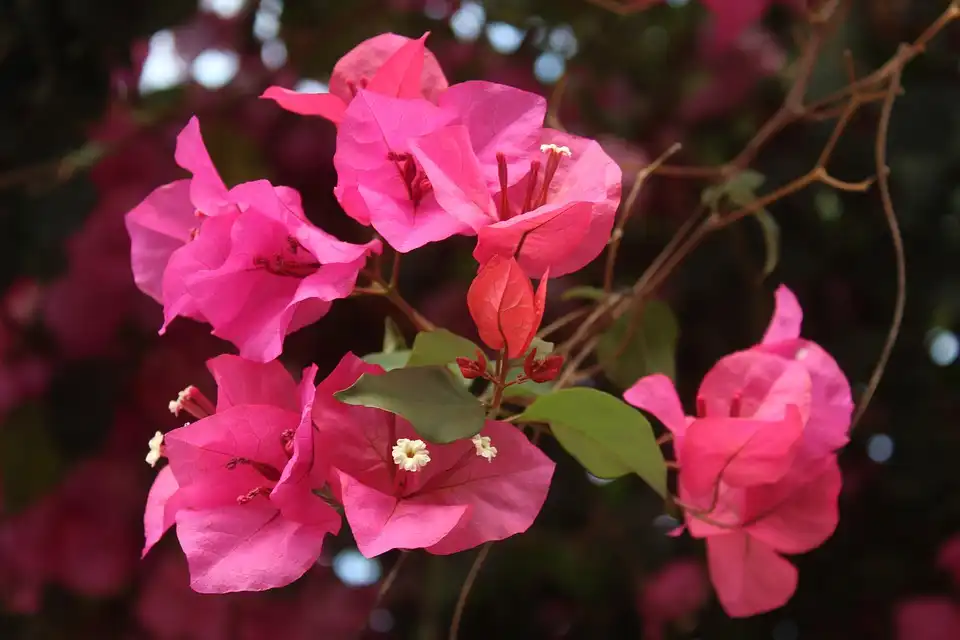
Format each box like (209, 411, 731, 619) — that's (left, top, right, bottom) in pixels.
(407, 329, 482, 368)
(701, 170, 766, 211)
(516, 388, 666, 497)
(363, 350, 411, 371)
(382, 317, 407, 354)
(753, 209, 781, 278)
(0, 404, 64, 513)
(597, 299, 678, 389)
(560, 286, 607, 302)
(335, 366, 486, 444)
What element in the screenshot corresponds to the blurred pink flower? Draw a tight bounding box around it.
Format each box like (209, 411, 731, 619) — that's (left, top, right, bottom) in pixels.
(638, 559, 709, 639)
(895, 596, 960, 640)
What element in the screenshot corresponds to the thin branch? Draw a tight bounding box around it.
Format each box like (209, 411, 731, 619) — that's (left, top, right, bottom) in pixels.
(851, 59, 907, 428)
(375, 551, 409, 606)
(603, 143, 682, 292)
(449, 542, 493, 640)
(545, 74, 569, 132)
(361, 269, 437, 333)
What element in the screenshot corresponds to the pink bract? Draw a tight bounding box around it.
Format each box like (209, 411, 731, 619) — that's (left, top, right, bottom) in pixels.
(261, 32, 448, 125)
(314, 353, 555, 557)
(128, 118, 382, 362)
(407, 88, 620, 277)
(757, 285, 853, 461)
(142, 357, 340, 593)
(466, 255, 547, 358)
(624, 336, 844, 617)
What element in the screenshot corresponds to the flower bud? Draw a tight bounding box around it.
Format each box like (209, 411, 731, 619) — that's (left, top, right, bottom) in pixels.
(456, 349, 488, 379)
(523, 348, 564, 383)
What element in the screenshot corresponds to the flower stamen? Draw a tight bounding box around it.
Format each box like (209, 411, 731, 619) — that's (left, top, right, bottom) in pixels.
(168, 385, 216, 420)
(145, 431, 165, 467)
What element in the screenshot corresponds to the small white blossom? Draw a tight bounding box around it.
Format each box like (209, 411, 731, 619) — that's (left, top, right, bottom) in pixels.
(392, 438, 431, 472)
(471, 434, 498, 462)
(146, 431, 165, 467)
(540, 143, 572, 157)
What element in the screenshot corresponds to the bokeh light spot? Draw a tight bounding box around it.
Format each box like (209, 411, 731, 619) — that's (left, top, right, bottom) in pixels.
(200, 0, 246, 19)
(369, 608, 395, 633)
(548, 24, 578, 59)
(928, 328, 959, 366)
(450, 1, 486, 42)
(192, 50, 240, 89)
(486, 22, 525, 54)
(293, 78, 329, 93)
(261, 39, 287, 70)
(534, 51, 565, 84)
(333, 549, 382, 587)
(866, 433, 894, 464)
(139, 31, 187, 95)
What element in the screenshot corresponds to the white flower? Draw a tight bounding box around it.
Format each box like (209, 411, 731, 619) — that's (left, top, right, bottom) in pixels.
(471, 434, 498, 462)
(540, 143, 572, 157)
(146, 431, 165, 467)
(392, 438, 431, 472)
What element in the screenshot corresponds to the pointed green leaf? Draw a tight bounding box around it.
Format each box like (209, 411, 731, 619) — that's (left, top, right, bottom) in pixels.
(335, 366, 485, 444)
(752, 209, 780, 278)
(382, 317, 407, 354)
(407, 329, 482, 367)
(516, 388, 666, 497)
(597, 299, 678, 389)
(701, 170, 766, 211)
(363, 350, 411, 371)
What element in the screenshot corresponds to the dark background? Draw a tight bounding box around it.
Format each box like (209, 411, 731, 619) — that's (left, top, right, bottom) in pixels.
(1, 0, 959, 638)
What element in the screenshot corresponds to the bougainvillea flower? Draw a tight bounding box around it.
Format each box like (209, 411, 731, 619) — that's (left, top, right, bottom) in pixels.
(757, 285, 853, 462)
(155, 177, 379, 362)
(126, 117, 305, 305)
(142, 356, 340, 593)
(467, 255, 547, 359)
(895, 597, 960, 640)
(700, 0, 806, 52)
(261, 32, 448, 125)
(333, 91, 470, 251)
(471, 130, 620, 277)
(624, 345, 843, 617)
(410, 103, 621, 276)
(314, 353, 555, 558)
(638, 559, 708, 640)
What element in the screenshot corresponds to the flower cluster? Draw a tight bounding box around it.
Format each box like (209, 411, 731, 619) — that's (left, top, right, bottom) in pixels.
(126, 31, 852, 622)
(625, 285, 851, 616)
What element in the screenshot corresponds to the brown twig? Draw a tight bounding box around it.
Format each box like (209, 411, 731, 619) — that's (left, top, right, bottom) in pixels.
(545, 74, 569, 132)
(448, 542, 493, 640)
(851, 58, 907, 428)
(603, 143, 682, 293)
(375, 551, 409, 607)
(360, 269, 437, 333)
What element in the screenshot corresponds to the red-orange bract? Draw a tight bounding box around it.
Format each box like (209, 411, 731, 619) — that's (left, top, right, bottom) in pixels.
(466, 255, 547, 359)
